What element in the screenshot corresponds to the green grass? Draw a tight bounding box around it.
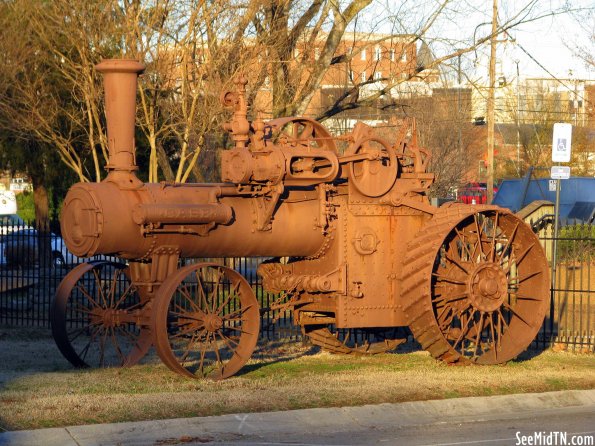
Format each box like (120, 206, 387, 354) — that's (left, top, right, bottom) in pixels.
(0, 326, 593, 431)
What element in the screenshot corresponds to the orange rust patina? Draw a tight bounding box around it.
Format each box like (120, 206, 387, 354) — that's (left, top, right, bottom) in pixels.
(51, 60, 550, 379)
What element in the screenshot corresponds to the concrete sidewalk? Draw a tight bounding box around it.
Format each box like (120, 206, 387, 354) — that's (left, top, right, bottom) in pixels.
(1, 389, 594, 446)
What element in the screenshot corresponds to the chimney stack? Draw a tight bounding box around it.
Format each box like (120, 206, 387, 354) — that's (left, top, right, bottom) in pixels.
(95, 59, 145, 173)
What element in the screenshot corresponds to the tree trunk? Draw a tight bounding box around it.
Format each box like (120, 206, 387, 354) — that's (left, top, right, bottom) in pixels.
(32, 180, 52, 268)
(156, 140, 175, 182)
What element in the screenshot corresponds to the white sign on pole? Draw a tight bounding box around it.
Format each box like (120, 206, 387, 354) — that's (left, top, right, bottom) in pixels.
(548, 179, 557, 191)
(550, 165, 571, 180)
(552, 123, 572, 162)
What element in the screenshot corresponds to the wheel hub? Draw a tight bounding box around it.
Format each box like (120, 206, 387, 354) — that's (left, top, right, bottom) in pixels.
(92, 308, 123, 328)
(203, 314, 223, 332)
(468, 263, 509, 312)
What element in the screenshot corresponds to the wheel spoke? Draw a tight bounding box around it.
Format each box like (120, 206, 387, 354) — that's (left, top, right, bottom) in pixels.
(180, 329, 207, 363)
(198, 332, 211, 376)
(452, 309, 476, 350)
(443, 252, 469, 274)
(489, 213, 500, 262)
(115, 325, 141, 349)
(210, 267, 224, 313)
(473, 215, 486, 260)
(433, 292, 467, 305)
(195, 271, 210, 314)
(488, 313, 498, 360)
(497, 222, 519, 265)
(432, 273, 466, 285)
(215, 281, 241, 315)
(178, 284, 205, 315)
(509, 290, 541, 301)
(514, 243, 535, 267)
(472, 311, 485, 359)
(92, 269, 109, 309)
(510, 270, 542, 285)
(75, 284, 101, 309)
(221, 304, 253, 320)
(107, 269, 120, 307)
(113, 282, 135, 309)
(109, 327, 126, 365)
(502, 302, 532, 326)
(454, 227, 474, 260)
(156, 263, 260, 380)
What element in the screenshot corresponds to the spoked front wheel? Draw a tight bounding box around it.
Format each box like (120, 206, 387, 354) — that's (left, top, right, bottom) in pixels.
(51, 261, 152, 368)
(153, 262, 260, 380)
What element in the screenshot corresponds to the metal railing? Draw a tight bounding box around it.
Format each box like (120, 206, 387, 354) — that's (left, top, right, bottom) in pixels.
(536, 223, 594, 352)
(0, 219, 592, 352)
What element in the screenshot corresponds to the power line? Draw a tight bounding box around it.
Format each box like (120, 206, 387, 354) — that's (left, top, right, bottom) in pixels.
(514, 41, 592, 108)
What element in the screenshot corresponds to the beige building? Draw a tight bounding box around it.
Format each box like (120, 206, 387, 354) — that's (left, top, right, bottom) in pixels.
(252, 32, 441, 132)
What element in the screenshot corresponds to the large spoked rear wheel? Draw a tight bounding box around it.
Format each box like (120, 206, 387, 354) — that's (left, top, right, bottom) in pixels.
(51, 261, 152, 368)
(153, 262, 260, 380)
(403, 206, 549, 364)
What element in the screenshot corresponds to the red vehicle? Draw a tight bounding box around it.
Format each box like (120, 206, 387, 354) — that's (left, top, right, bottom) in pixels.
(456, 182, 498, 204)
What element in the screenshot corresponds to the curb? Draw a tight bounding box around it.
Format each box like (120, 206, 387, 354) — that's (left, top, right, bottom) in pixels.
(1, 389, 594, 446)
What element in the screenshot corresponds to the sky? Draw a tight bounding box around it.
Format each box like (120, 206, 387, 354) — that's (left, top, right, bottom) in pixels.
(511, 6, 594, 80)
(368, 0, 594, 82)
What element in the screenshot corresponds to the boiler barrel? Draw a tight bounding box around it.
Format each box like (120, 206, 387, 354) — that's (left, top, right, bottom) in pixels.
(60, 181, 326, 260)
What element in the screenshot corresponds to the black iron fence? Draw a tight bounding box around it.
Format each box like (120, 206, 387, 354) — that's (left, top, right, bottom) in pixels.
(0, 219, 592, 352)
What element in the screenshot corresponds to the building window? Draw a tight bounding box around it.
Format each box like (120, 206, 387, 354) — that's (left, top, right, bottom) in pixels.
(361, 48, 366, 61)
(349, 70, 355, 82)
(390, 49, 395, 62)
(374, 71, 382, 80)
(361, 71, 367, 82)
(374, 46, 381, 61)
(401, 52, 407, 62)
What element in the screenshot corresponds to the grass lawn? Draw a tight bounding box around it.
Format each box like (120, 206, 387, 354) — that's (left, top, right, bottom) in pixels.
(0, 326, 593, 431)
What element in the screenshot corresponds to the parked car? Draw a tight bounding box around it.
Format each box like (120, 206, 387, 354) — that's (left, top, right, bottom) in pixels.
(0, 213, 30, 236)
(0, 221, 77, 267)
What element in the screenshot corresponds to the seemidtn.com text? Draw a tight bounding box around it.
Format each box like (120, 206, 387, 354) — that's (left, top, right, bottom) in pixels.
(516, 432, 594, 446)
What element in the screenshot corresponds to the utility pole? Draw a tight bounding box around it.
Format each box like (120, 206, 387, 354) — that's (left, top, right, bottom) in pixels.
(457, 52, 462, 154)
(486, 0, 498, 203)
(516, 60, 521, 177)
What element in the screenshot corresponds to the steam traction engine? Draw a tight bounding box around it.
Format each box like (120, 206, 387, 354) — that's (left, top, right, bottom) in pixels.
(51, 60, 549, 379)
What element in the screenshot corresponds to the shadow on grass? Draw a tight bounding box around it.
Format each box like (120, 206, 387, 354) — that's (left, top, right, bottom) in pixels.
(238, 341, 322, 376)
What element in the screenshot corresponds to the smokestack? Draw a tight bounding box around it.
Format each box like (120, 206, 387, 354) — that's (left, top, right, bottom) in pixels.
(95, 59, 145, 172)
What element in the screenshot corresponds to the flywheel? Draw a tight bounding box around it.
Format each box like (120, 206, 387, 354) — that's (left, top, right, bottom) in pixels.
(401, 204, 549, 364)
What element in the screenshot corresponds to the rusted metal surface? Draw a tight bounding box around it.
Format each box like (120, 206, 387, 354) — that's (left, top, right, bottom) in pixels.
(51, 261, 152, 368)
(401, 204, 549, 364)
(52, 59, 550, 379)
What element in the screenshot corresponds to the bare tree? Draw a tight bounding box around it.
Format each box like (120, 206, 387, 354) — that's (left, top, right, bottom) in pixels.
(1, 0, 581, 192)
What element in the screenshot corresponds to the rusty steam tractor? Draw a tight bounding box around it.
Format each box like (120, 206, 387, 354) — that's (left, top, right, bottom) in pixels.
(51, 60, 549, 379)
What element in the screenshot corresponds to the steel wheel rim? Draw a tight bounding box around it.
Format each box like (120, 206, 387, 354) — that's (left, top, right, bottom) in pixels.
(51, 261, 151, 368)
(431, 210, 549, 363)
(153, 262, 260, 380)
